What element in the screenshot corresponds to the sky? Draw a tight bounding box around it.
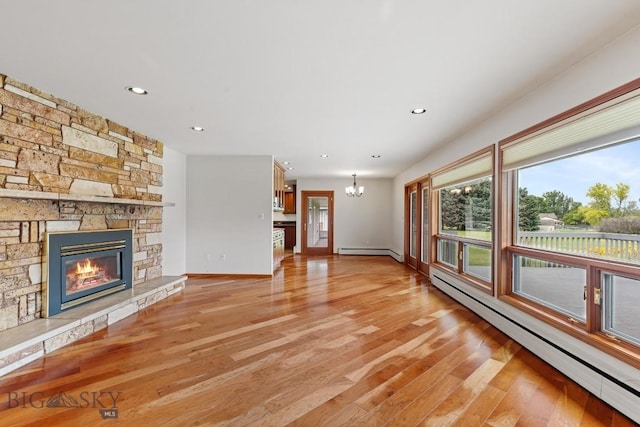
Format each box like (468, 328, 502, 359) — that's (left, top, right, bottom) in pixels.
(518, 139, 640, 205)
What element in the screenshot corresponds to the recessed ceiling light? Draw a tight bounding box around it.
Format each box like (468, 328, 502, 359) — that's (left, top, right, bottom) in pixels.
(126, 86, 148, 95)
(287, 167, 294, 170)
(320, 154, 329, 158)
(411, 108, 426, 114)
(191, 126, 205, 132)
(371, 154, 381, 158)
(283, 161, 290, 165)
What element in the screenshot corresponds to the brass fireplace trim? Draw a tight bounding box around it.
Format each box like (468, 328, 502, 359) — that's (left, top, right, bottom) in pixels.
(60, 240, 127, 257)
(60, 284, 127, 311)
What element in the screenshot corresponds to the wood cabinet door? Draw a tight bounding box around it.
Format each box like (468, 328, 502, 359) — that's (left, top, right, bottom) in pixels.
(284, 226, 296, 249)
(284, 192, 295, 213)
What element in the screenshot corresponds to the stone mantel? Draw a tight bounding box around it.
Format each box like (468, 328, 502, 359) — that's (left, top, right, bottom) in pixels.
(0, 188, 175, 207)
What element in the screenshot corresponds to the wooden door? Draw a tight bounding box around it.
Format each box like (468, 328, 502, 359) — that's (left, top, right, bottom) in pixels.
(404, 183, 418, 269)
(418, 179, 430, 276)
(404, 179, 430, 274)
(301, 191, 334, 255)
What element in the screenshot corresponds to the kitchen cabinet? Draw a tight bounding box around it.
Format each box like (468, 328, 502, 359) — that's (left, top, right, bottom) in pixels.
(283, 185, 296, 214)
(284, 225, 296, 249)
(274, 221, 296, 250)
(273, 162, 285, 211)
(273, 228, 285, 269)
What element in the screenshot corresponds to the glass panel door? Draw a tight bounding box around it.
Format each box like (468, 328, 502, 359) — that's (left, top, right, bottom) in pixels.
(419, 184, 430, 274)
(301, 191, 334, 255)
(405, 184, 418, 269)
(410, 190, 417, 258)
(307, 196, 329, 248)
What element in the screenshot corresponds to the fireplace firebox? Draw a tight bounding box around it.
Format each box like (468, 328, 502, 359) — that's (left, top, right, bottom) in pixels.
(43, 229, 134, 317)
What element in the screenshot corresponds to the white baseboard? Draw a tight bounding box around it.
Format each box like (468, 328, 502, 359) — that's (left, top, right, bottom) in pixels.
(337, 248, 403, 262)
(430, 267, 640, 423)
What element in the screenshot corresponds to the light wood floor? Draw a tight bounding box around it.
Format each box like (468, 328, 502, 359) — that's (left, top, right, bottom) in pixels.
(0, 255, 635, 426)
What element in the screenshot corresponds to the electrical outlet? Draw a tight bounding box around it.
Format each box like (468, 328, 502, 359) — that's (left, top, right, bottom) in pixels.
(207, 253, 212, 261)
(220, 254, 226, 262)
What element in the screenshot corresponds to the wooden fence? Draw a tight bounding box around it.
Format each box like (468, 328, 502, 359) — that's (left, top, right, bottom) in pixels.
(518, 231, 640, 265)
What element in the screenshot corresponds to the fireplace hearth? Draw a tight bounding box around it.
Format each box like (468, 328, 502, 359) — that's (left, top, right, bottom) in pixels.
(43, 229, 134, 317)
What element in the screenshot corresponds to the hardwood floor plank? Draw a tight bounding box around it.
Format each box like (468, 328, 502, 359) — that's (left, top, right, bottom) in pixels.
(484, 372, 539, 426)
(0, 255, 633, 426)
(384, 374, 464, 427)
(345, 328, 439, 383)
(420, 357, 506, 426)
(163, 314, 299, 356)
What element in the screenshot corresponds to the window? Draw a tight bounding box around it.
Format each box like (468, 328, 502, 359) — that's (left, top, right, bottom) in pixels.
(602, 272, 640, 346)
(439, 177, 492, 241)
(437, 238, 458, 268)
(516, 139, 640, 264)
(513, 255, 586, 321)
(464, 243, 492, 282)
(432, 148, 493, 291)
(501, 81, 640, 360)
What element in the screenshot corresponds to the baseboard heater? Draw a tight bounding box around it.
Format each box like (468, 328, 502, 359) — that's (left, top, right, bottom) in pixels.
(430, 271, 640, 423)
(337, 248, 403, 263)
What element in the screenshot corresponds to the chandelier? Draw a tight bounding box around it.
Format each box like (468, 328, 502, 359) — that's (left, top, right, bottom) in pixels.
(345, 173, 364, 197)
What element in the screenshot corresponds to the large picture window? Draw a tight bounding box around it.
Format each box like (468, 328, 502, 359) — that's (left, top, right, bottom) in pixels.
(501, 83, 640, 359)
(516, 139, 640, 264)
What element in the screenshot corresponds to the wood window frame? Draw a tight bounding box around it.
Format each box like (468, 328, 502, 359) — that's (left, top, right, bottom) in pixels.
(404, 182, 419, 270)
(497, 77, 640, 367)
(430, 146, 495, 295)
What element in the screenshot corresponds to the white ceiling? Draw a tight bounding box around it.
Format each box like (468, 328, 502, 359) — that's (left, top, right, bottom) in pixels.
(1, 1, 639, 180)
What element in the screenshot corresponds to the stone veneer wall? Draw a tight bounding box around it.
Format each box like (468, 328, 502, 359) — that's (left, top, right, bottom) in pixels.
(0, 74, 165, 331)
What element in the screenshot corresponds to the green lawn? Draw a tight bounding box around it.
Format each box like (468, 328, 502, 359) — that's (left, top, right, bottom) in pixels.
(468, 245, 491, 266)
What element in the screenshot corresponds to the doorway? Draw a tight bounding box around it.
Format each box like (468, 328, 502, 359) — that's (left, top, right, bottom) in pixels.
(405, 183, 418, 269)
(404, 177, 430, 275)
(301, 191, 334, 255)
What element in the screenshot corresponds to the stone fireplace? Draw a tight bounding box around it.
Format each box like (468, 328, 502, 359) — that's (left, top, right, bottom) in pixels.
(43, 229, 134, 317)
(0, 73, 167, 331)
(0, 74, 187, 377)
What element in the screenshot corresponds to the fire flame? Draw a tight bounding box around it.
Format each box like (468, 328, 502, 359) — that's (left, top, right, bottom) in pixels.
(76, 259, 101, 276)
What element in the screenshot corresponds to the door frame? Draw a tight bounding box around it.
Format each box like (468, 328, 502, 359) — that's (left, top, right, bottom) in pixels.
(404, 183, 418, 269)
(404, 176, 430, 275)
(418, 178, 430, 276)
(301, 190, 334, 255)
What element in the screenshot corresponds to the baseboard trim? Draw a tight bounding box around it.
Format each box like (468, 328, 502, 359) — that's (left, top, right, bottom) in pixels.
(186, 273, 272, 279)
(337, 248, 404, 263)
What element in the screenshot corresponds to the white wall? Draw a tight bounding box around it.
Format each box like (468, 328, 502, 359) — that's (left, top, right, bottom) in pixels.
(161, 146, 187, 275)
(392, 25, 640, 253)
(295, 177, 393, 253)
(186, 155, 273, 274)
